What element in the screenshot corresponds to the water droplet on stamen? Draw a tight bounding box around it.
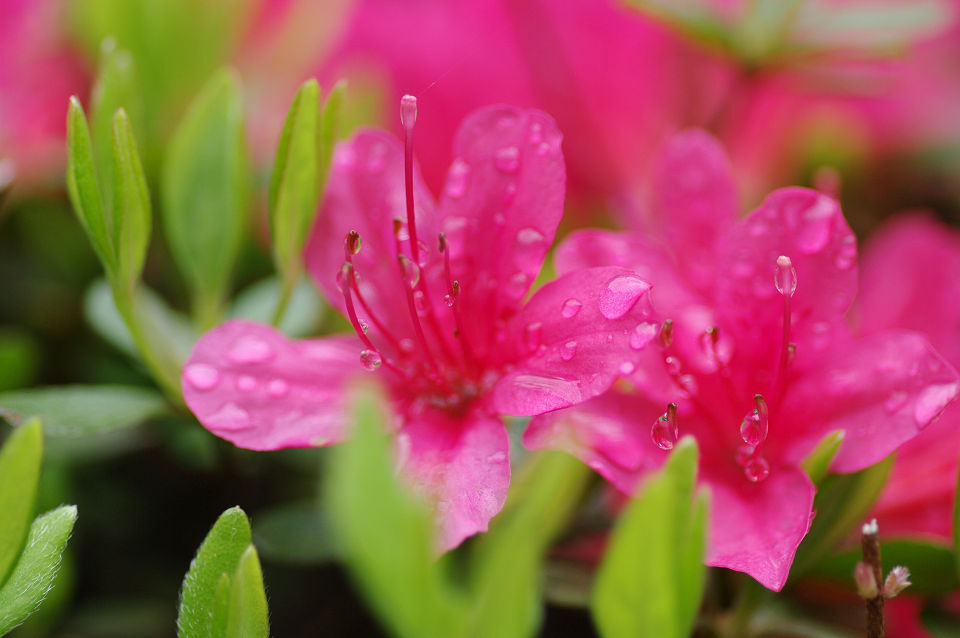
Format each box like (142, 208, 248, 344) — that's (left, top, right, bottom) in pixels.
(228, 336, 276, 364)
(561, 298, 582, 318)
(775, 255, 797, 297)
(735, 444, 755, 467)
(524, 322, 542, 354)
(360, 349, 382, 371)
(664, 356, 681, 376)
(398, 255, 421, 288)
(184, 363, 220, 391)
(740, 412, 765, 447)
(651, 402, 679, 450)
(560, 341, 577, 361)
(413, 290, 428, 316)
(630, 322, 657, 350)
(744, 455, 770, 482)
(495, 146, 520, 173)
(598, 275, 651, 320)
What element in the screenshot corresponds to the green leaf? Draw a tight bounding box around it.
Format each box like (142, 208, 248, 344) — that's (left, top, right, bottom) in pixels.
(467, 452, 590, 638)
(810, 539, 959, 595)
(229, 277, 325, 338)
(225, 546, 269, 638)
(90, 38, 140, 201)
(801, 430, 845, 487)
(0, 329, 41, 392)
(66, 97, 113, 276)
(591, 437, 708, 638)
(211, 573, 231, 638)
(252, 501, 338, 565)
(325, 388, 467, 638)
(162, 68, 250, 328)
(110, 108, 152, 293)
(790, 454, 894, 579)
(622, 0, 729, 52)
(178, 506, 252, 638)
(0, 505, 78, 635)
(318, 80, 346, 187)
(0, 385, 167, 437)
(0, 419, 43, 586)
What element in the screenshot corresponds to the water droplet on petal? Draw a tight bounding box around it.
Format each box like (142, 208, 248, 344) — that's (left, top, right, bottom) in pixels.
(184, 363, 220, 391)
(619, 361, 636, 375)
(914, 382, 959, 427)
(413, 290, 428, 316)
(236, 375, 257, 392)
(529, 122, 543, 144)
(678, 374, 698, 395)
(514, 227, 546, 271)
(366, 142, 387, 172)
(599, 275, 651, 320)
(560, 340, 577, 361)
(664, 356, 681, 376)
(487, 451, 507, 463)
(399, 338, 416, 353)
(206, 402, 251, 432)
(267, 378, 289, 397)
(442, 216, 469, 257)
(505, 272, 529, 299)
(561, 298, 582, 318)
(883, 391, 908, 414)
(744, 455, 770, 482)
(524, 322, 542, 354)
(398, 255, 421, 288)
(630, 322, 657, 350)
(360, 349, 382, 371)
(835, 235, 856, 270)
(735, 444, 755, 467)
(228, 336, 275, 364)
(796, 195, 835, 254)
(495, 146, 520, 173)
(503, 183, 517, 205)
(445, 158, 470, 198)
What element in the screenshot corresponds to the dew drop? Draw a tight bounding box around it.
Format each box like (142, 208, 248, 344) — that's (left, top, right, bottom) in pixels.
(561, 298, 582, 318)
(413, 290, 428, 316)
(744, 455, 770, 482)
(883, 391, 908, 414)
(774, 255, 797, 297)
(228, 336, 275, 364)
(184, 363, 220, 391)
(503, 183, 517, 205)
(735, 444, 755, 467)
(524, 322, 543, 353)
(598, 275, 651, 320)
(835, 234, 857, 271)
(442, 216, 469, 256)
(514, 227, 546, 271)
(796, 195, 835, 254)
(651, 415, 677, 450)
(444, 294, 455, 307)
(487, 451, 507, 463)
(366, 142, 387, 172)
(445, 158, 470, 198)
(495, 146, 520, 173)
(619, 361, 636, 375)
(914, 382, 959, 428)
(267, 378, 289, 397)
(560, 340, 578, 361)
(630, 322, 657, 350)
(529, 122, 543, 144)
(206, 402, 251, 432)
(360, 349, 382, 371)
(505, 272, 529, 299)
(399, 338, 416, 353)
(740, 411, 766, 447)
(678, 374, 698, 395)
(236, 375, 258, 392)
(398, 255, 421, 288)
(664, 356, 681, 376)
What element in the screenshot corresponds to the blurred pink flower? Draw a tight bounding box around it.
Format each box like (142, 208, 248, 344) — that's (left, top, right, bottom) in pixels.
(859, 213, 960, 540)
(182, 100, 659, 549)
(524, 131, 959, 590)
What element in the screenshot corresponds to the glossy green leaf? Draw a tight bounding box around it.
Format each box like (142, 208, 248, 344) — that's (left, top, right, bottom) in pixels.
(790, 454, 894, 580)
(178, 506, 252, 638)
(0, 385, 166, 437)
(326, 389, 467, 638)
(623, 0, 729, 51)
(0, 419, 43, 585)
(811, 539, 958, 595)
(225, 546, 269, 638)
(110, 108, 152, 293)
(801, 430, 845, 487)
(66, 97, 112, 275)
(252, 501, 337, 565)
(162, 68, 250, 328)
(318, 80, 346, 186)
(467, 452, 590, 638)
(591, 437, 708, 638)
(0, 505, 78, 635)
(90, 38, 140, 198)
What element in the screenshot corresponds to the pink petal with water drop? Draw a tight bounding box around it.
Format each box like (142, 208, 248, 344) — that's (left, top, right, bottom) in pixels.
(436, 105, 566, 361)
(650, 130, 737, 290)
(703, 462, 815, 592)
(395, 407, 510, 552)
(715, 187, 858, 367)
(492, 267, 656, 416)
(524, 390, 667, 494)
(777, 331, 960, 473)
(305, 129, 439, 348)
(182, 320, 364, 450)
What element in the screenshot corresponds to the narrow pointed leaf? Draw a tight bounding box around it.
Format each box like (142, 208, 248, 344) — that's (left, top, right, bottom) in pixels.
(90, 39, 140, 197)
(211, 573, 231, 638)
(66, 97, 113, 275)
(177, 506, 252, 638)
(0, 419, 43, 585)
(224, 546, 269, 638)
(591, 437, 708, 638)
(0, 505, 78, 635)
(318, 80, 346, 185)
(801, 430, 845, 487)
(110, 108, 152, 292)
(162, 68, 249, 327)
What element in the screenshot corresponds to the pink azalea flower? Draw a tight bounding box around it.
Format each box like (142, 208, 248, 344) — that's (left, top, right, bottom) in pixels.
(859, 213, 960, 540)
(182, 98, 658, 550)
(523, 130, 960, 590)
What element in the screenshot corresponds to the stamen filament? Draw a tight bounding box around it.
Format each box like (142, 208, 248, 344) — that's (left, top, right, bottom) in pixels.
(340, 263, 404, 377)
(401, 94, 421, 265)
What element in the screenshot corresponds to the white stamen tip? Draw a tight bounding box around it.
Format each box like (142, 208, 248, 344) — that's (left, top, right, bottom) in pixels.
(400, 94, 418, 129)
(861, 518, 879, 535)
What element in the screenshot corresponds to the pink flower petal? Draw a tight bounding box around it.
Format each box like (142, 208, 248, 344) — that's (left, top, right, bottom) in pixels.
(305, 129, 439, 348)
(182, 320, 364, 450)
(492, 267, 656, 415)
(703, 462, 815, 591)
(437, 105, 565, 359)
(650, 130, 737, 290)
(524, 390, 667, 494)
(777, 331, 960, 473)
(715, 187, 858, 366)
(395, 407, 510, 552)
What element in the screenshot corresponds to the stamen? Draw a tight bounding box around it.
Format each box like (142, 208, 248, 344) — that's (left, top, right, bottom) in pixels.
(339, 262, 403, 377)
(441, 233, 479, 368)
(345, 230, 362, 258)
(651, 402, 679, 450)
(658, 319, 674, 348)
(400, 95, 421, 265)
(771, 255, 796, 405)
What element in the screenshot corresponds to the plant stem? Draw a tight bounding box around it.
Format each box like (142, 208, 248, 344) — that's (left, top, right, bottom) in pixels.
(114, 287, 185, 406)
(861, 521, 885, 638)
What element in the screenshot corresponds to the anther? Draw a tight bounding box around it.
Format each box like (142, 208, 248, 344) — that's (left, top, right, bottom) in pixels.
(651, 402, 680, 450)
(400, 94, 418, 130)
(659, 319, 674, 348)
(345, 230, 362, 258)
(400, 95, 421, 264)
(775, 255, 797, 297)
(438, 232, 447, 253)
